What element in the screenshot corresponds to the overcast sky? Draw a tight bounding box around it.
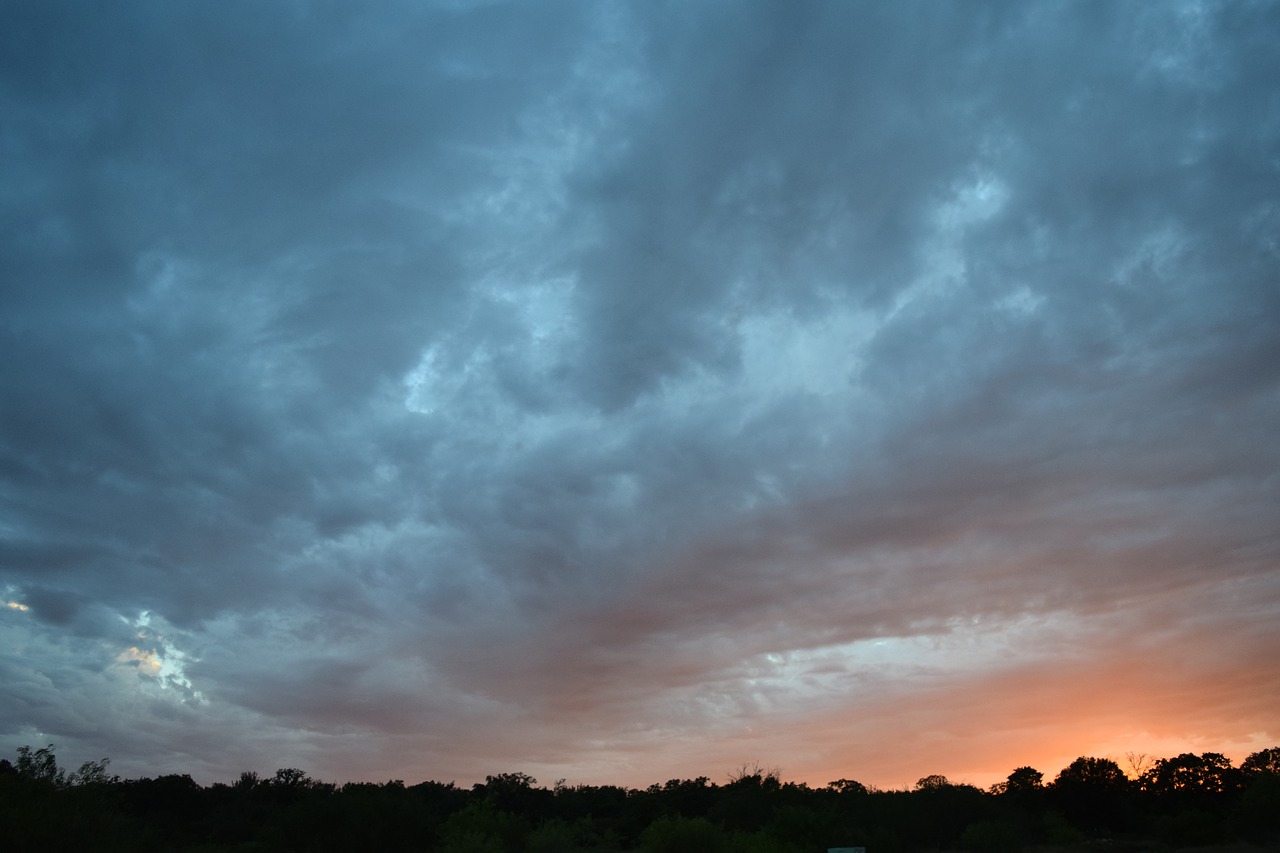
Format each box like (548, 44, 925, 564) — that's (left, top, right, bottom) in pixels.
(2, 0, 1278, 790)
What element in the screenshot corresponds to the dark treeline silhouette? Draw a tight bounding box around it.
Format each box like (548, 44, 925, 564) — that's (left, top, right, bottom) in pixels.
(2, 745, 1278, 852)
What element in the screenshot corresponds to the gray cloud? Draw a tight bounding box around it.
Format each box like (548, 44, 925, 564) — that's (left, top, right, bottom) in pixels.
(2, 0, 1277, 787)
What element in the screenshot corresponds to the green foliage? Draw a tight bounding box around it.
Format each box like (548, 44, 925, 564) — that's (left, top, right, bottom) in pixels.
(1231, 770, 1280, 844)
(526, 818, 580, 852)
(640, 814, 730, 853)
(1152, 808, 1224, 847)
(765, 803, 835, 851)
(441, 798, 529, 853)
(728, 829, 800, 853)
(960, 819, 1022, 853)
(1041, 810, 1085, 846)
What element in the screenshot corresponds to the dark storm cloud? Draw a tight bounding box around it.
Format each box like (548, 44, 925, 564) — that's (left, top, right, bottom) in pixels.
(2, 0, 1277, 786)
(560, 1, 1002, 409)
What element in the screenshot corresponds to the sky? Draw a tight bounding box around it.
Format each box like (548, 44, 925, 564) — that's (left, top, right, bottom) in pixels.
(2, 0, 1278, 792)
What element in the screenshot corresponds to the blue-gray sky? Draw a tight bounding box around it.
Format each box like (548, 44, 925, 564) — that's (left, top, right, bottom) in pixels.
(2, 0, 1278, 789)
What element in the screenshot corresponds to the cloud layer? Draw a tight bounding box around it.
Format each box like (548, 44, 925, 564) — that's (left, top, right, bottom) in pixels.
(2, 1, 1278, 788)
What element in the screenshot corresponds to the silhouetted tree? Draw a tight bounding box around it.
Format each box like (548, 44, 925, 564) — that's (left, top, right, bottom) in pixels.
(1242, 746, 1280, 776)
(67, 757, 118, 786)
(726, 761, 781, 786)
(271, 766, 314, 789)
(1140, 752, 1242, 799)
(997, 766, 1043, 797)
(15, 744, 65, 787)
(1231, 767, 1280, 845)
(650, 776, 717, 818)
(10, 740, 1280, 851)
(475, 771, 552, 816)
(120, 774, 207, 848)
(3, 745, 140, 850)
(826, 778, 869, 796)
(1138, 753, 1237, 844)
(1124, 751, 1152, 779)
(710, 765, 783, 832)
(914, 773, 952, 791)
(907, 776, 989, 849)
(1053, 755, 1127, 789)
(1051, 756, 1132, 835)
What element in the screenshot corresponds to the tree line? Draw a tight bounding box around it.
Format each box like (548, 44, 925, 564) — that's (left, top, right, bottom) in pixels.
(2, 745, 1278, 852)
